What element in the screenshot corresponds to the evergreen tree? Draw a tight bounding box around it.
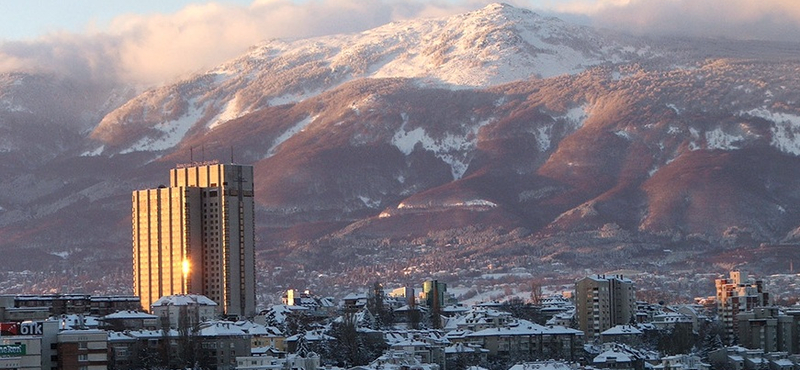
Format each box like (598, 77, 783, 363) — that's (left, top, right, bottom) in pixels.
(265, 308, 281, 330)
(428, 307, 441, 329)
(327, 313, 361, 366)
(366, 281, 394, 329)
(296, 333, 310, 357)
(701, 331, 724, 360)
(408, 306, 421, 330)
(358, 307, 376, 329)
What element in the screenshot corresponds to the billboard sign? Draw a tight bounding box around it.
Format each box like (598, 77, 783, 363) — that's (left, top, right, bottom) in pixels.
(0, 322, 43, 336)
(0, 344, 25, 357)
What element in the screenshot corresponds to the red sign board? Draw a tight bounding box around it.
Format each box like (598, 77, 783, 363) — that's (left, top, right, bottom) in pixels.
(0, 322, 43, 336)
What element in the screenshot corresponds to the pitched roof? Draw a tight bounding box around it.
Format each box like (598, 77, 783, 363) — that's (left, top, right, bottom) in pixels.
(151, 294, 217, 307)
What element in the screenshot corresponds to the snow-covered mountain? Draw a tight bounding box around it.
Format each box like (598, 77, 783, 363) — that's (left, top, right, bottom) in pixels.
(2, 3, 800, 293)
(89, 3, 655, 156)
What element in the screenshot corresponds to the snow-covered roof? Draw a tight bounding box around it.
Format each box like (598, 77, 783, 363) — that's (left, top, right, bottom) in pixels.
(55, 314, 101, 329)
(151, 294, 217, 307)
(103, 310, 158, 320)
(383, 329, 448, 346)
(250, 346, 285, 356)
(594, 350, 632, 363)
(197, 321, 249, 337)
(475, 301, 503, 307)
(442, 305, 469, 314)
(391, 340, 430, 347)
(58, 329, 105, 335)
(444, 343, 489, 354)
(393, 304, 423, 312)
(108, 331, 138, 342)
(234, 321, 282, 336)
(508, 361, 581, 370)
(342, 293, 367, 300)
(601, 325, 642, 336)
(319, 297, 335, 307)
(444, 329, 472, 339)
(285, 329, 335, 342)
(584, 274, 633, 283)
(365, 348, 440, 370)
(653, 312, 692, 322)
(466, 320, 582, 337)
(121, 329, 180, 339)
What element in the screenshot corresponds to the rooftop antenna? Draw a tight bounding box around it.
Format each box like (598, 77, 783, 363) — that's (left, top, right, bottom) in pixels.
(190, 147, 194, 162)
(230, 146, 234, 164)
(202, 145, 205, 162)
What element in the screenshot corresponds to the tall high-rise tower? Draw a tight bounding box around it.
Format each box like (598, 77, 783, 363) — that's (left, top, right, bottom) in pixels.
(715, 271, 770, 344)
(575, 274, 636, 338)
(132, 162, 256, 318)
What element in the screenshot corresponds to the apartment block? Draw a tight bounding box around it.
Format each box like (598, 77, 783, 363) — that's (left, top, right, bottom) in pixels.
(132, 162, 256, 318)
(575, 275, 636, 338)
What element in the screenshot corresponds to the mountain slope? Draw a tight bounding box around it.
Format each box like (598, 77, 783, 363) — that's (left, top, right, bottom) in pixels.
(89, 3, 655, 156)
(2, 4, 800, 295)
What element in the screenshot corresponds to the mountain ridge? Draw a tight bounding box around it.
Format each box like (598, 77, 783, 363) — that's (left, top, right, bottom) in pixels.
(0, 3, 800, 295)
(89, 3, 656, 157)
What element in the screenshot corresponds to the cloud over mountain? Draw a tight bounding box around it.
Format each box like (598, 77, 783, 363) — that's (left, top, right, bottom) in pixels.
(555, 0, 800, 42)
(0, 0, 800, 86)
(0, 0, 487, 86)
(4, 0, 800, 87)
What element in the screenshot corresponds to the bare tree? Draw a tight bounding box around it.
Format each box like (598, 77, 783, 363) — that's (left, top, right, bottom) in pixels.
(530, 281, 544, 305)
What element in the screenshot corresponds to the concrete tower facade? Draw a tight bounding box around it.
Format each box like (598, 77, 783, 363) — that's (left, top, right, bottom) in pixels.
(575, 274, 636, 338)
(715, 271, 770, 344)
(132, 162, 256, 318)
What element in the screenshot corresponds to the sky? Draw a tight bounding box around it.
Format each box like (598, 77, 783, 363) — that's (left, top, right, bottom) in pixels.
(1, 0, 800, 86)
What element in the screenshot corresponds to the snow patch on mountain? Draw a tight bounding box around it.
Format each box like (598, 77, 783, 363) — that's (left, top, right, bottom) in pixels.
(615, 130, 633, 140)
(358, 196, 381, 208)
(392, 117, 492, 179)
(704, 127, 745, 150)
(687, 127, 702, 151)
(266, 115, 317, 157)
(667, 104, 681, 115)
(81, 145, 104, 157)
(210, 95, 247, 130)
(392, 125, 474, 172)
(562, 105, 588, 129)
(0, 100, 30, 113)
(459, 199, 498, 207)
(396, 198, 497, 210)
(553, 201, 597, 222)
(535, 124, 555, 151)
(534, 106, 586, 151)
(746, 108, 800, 156)
(269, 89, 322, 106)
(121, 101, 204, 154)
(51, 251, 70, 259)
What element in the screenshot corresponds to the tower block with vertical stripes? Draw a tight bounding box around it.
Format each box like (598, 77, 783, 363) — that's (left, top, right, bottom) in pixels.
(132, 162, 256, 318)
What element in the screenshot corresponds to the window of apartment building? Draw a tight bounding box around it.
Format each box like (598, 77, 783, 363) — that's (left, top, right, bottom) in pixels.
(78, 341, 87, 349)
(78, 354, 88, 362)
